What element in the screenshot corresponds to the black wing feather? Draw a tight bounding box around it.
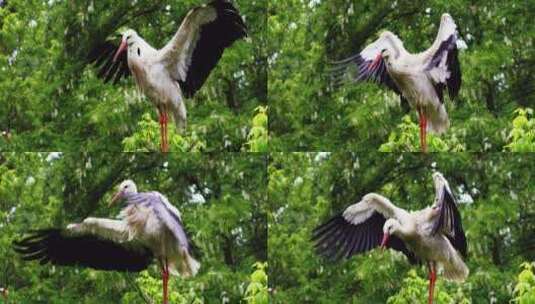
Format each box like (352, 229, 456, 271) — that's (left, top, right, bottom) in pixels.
(178, 0, 247, 98)
(312, 212, 417, 263)
(329, 54, 405, 105)
(88, 41, 130, 84)
(431, 187, 467, 257)
(446, 46, 461, 99)
(426, 34, 462, 103)
(13, 229, 153, 271)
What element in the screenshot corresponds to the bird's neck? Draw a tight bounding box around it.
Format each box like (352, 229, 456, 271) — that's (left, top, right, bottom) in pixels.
(382, 32, 407, 58)
(128, 37, 156, 60)
(123, 192, 142, 204)
(392, 221, 413, 239)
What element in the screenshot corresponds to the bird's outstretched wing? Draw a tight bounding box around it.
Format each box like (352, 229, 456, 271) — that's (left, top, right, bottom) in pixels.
(312, 193, 417, 263)
(13, 229, 153, 271)
(159, 0, 247, 98)
(431, 172, 467, 257)
(125, 192, 197, 255)
(88, 40, 131, 84)
(152, 193, 195, 251)
(134, 191, 200, 276)
(425, 14, 464, 103)
(328, 35, 401, 93)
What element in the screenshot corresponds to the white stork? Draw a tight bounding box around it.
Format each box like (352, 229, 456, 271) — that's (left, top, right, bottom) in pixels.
(14, 180, 199, 304)
(331, 14, 465, 152)
(312, 172, 468, 304)
(89, 0, 247, 152)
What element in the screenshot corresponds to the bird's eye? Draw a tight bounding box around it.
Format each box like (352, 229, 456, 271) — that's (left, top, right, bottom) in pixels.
(125, 185, 129, 189)
(126, 35, 131, 40)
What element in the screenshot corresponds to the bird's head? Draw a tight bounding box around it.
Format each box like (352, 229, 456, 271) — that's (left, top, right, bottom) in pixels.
(113, 29, 138, 62)
(369, 46, 393, 71)
(377, 30, 402, 64)
(381, 219, 400, 249)
(109, 179, 138, 206)
(380, 48, 393, 62)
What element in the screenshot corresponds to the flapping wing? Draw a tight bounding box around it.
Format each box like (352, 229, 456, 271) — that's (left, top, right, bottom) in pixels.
(88, 40, 130, 84)
(147, 192, 195, 254)
(13, 229, 153, 271)
(342, 193, 409, 225)
(425, 14, 463, 103)
(329, 36, 401, 94)
(159, 0, 247, 98)
(431, 172, 467, 257)
(312, 193, 416, 262)
(312, 212, 417, 263)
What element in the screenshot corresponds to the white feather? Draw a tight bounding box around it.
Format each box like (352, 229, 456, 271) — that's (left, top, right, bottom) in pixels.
(159, 5, 217, 81)
(343, 193, 409, 225)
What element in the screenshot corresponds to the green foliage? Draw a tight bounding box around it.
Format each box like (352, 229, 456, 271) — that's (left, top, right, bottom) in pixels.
(505, 108, 535, 152)
(379, 115, 465, 152)
(244, 262, 268, 304)
(245, 107, 268, 152)
(122, 271, 203, 304)
(387, 270, 470, 304)
(122, 113, 206, 152)
(512, 262, 535, 304)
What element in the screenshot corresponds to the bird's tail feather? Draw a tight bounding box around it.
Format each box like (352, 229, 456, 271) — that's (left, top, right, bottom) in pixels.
(170, 99, 187, 131)
(441, 251, 469, 282)
(170, 249, 200, 278)
(426, 103, 449, 134)
(180, 251, 200, 278)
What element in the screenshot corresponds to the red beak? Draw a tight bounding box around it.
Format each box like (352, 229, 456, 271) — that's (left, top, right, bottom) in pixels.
(368, 54, 382, 71)
(380, 233, 390, 250)
(113, 38, 127, 62)
(109, 191, 123, 206)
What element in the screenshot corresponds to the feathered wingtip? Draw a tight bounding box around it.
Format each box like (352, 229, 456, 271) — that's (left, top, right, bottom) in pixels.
(12, 229, 59, 263)
(210, 0, 248, 39)
(87, 40, 130, 84)
(325, 55, 362, 89)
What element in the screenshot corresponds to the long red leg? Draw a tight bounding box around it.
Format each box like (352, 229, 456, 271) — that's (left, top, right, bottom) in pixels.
(162, 259, 169, 304)
(417, 108, 428, 153)
(417, 108, 424, 152)
(158, 112, 164, 152)
(165, 111, 169, 152)
(162, 111, 169, 153)
(428, 262, 436, 304)
(422, 113, 428, 153)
